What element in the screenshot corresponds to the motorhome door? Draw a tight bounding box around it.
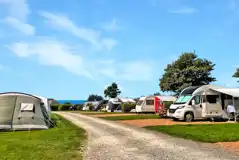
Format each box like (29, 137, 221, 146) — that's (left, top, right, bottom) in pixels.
(191, 95, 202, 118)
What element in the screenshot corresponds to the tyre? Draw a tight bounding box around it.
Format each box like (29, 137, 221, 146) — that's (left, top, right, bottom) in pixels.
(172, 118, 178, 121)
(184, 112, 194, 122)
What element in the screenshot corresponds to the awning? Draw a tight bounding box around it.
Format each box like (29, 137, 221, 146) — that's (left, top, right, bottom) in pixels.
(210, 88, 239, 97)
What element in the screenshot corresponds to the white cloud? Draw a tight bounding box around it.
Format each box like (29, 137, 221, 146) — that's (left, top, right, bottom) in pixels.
(8, 0, 30, 22)
(169, 7, 198, 14)
(98, 60, 155, 81)
(4, 17, 35, 36)
(8, 39, 155, 81)
(39, 11, 117, 51)
(8, 40, 94, 79)
(101, 19, 120, 31)
(2, 2, 154, 82)
(2, 0, 35, 36)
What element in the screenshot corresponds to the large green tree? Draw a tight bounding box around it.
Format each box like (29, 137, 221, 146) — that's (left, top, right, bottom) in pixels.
(87, 94, 104, 101)
(159, 52, 216, 94)
(104, 82, 121, 98)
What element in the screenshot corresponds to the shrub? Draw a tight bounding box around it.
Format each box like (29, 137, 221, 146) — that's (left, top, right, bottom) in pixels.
(50, 104, 59, 111)
(163, 101, 173, 110)
(122, 102, 136, 113)
(158, 101, 174, 117)
(76, 104, 83, 110)
(58, 104, 72, 111)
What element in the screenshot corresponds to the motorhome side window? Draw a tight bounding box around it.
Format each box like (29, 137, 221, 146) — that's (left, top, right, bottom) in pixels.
(146, 100, 154, 105)
(206, 95, 219, 103)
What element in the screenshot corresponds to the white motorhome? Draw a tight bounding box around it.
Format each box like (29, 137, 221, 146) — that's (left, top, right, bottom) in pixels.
(167, 85, 239, 122)
(136, 96, 176, 113)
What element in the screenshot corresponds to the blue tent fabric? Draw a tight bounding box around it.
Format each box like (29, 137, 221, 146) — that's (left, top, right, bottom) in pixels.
(56, 100, 86, 105)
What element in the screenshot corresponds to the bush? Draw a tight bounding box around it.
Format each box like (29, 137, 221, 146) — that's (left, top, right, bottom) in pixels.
(122, 102, 136, 113)
(50, 104, 59, 111)
(58, 104, 72, 111)
(158, 101, 174, 117)
(163, 101, 173, 110)
(76, 104, 83, 110)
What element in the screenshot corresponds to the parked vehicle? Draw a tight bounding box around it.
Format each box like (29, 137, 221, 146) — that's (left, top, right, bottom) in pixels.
(167, 85, 239, 122)
(136, 96, 176, 114)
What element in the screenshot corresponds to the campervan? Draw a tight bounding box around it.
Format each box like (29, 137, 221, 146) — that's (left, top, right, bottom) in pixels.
(167, 85, 239, 122)
(136, 96, 176, 113)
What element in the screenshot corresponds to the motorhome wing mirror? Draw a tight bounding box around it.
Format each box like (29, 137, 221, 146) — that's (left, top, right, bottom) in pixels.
(192, 99, 196, 106)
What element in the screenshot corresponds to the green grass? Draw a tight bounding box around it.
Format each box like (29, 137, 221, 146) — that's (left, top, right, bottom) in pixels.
(100, 114, 160, 121)
(145, 123, 239, 143)
(0, 114, 87, 160)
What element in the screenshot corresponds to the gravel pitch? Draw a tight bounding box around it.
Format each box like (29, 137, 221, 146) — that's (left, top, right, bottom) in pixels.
(56, 112, 239, 160)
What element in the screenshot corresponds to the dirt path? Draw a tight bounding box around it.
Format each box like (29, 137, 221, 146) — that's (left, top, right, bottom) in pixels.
(119, 119, 229, 127)
(56, 112, 239, 160)
(91, 113, 136, 117)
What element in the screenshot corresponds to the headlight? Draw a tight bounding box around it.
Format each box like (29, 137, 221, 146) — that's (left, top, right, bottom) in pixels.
(177, 106, 185, 109)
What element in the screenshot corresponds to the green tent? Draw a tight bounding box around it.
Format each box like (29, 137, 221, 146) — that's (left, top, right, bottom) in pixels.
(0, 92, 50, 131)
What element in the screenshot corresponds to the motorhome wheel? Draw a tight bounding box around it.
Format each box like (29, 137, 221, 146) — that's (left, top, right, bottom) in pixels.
(184, 112, 194, 122)
(172, 118, 178, 121)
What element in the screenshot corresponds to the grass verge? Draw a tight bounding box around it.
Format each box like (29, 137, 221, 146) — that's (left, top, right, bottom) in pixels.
(145, 123, 239, 143)
(100, 114, 160, 121)
(0, 114, 87, 160)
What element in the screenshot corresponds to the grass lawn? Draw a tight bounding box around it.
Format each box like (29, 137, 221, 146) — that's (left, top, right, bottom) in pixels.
(145, 123, 239, 143)
(0, 114, 87, 160)
(100, 114, 160, 121)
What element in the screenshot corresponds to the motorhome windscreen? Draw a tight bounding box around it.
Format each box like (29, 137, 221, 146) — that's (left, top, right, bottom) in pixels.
(174, 95, 192, 104)
(137, 100, 143, 105)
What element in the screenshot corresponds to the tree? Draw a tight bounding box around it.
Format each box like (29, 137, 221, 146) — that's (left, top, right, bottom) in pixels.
(104, 82, 121, 98)
(87, 94, 103, 101)
(233, 68, 239, 82)
(153, 92, 161, 96)
(159, 52, 216, 94)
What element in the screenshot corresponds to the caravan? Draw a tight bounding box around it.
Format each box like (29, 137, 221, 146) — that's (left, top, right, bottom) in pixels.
(136, 96, 176, 113)
(167, 85, 239, 122)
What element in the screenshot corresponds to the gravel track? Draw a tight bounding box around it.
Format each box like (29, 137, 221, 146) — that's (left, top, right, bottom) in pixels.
(56, 112, 239, 160)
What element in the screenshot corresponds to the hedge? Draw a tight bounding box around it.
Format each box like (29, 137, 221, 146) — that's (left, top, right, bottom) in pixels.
(163, 101, 173, 109)
(122, 102, 136, 113)
(50, 104, 59, 111)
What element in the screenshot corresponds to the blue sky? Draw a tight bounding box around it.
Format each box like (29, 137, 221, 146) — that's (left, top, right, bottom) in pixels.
(0, 0, 239, 100)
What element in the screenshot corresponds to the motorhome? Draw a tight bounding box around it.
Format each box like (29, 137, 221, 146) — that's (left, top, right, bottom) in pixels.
(167, 85, 239, 122)
(136, 96, 176, 113)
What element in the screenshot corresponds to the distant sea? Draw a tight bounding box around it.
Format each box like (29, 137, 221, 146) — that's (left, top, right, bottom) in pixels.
(56, 100, 86, 105)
